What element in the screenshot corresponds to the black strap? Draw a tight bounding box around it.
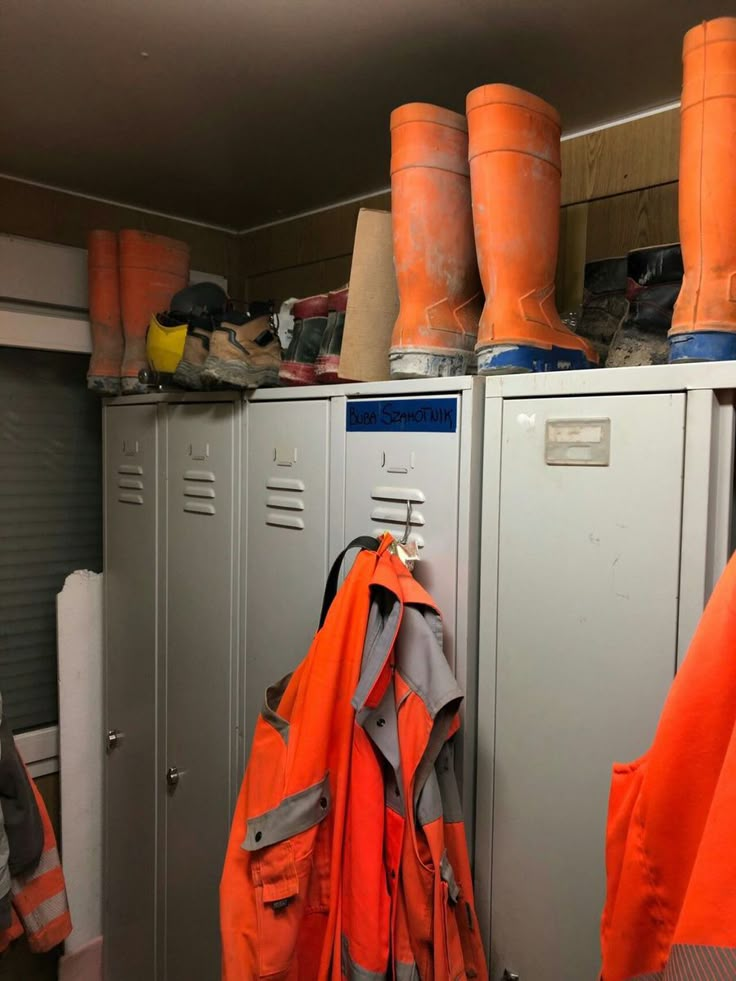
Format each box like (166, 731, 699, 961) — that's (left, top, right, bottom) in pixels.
(319, 536, 379, 629)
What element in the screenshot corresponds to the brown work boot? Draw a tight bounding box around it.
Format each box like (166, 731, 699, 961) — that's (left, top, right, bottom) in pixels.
(201, 310, 281, 389)
(173, 319, 214, 390)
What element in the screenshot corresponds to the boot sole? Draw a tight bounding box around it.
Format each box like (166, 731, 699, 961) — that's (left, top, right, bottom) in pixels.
(280, 361, 318, 386)
(87, 375, 121, 396)
(668, 330, 736, 363)
(121, 376, 150, 395)
(389, 349, 473, 379)
(201, 356, 279, 390)
(477, 343, 596, 374)
(173, 359, 206, 391)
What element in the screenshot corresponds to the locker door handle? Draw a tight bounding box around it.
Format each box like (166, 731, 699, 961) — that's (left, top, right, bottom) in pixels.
(502, 971, 520, 981)
(166, 766, 180, 788)
(106, 729, 122, 753)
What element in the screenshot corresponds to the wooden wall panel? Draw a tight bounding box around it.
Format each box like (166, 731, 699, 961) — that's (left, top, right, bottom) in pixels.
(0, 176, 240, 284)
(240, 192, 390, 277)
(584, 182, 679, 261)
(247, 255, 354, 303)
(561, 108, 679, 205)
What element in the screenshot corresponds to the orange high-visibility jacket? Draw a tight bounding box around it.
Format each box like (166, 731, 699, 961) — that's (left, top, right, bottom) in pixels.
(0, 776, 72, 954)
(221, 535, 487, 980)
(601, 552, 736, 979)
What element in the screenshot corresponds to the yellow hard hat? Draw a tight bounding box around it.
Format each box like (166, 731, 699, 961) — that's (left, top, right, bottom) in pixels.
(146, 313, 188, 374)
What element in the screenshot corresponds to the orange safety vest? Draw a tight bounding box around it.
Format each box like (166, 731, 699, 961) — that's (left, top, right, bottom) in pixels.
(601, 552, 736, 979)
(221, 535, 487, 980)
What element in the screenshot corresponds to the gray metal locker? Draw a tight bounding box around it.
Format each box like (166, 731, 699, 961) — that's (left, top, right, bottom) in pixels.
(164, 401, 239, 981)
(332, 378, 484, 835)
(103, 402, 159, 981)
(244, 398, 331, 759)
(476, 365, 736, 981)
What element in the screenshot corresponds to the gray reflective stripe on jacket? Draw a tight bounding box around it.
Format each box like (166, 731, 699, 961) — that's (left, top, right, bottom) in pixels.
(340, 935, 419, 981)
(0, 694, 10, 926)
(241, 772, 331, 851)
(354, 593, 464, 824)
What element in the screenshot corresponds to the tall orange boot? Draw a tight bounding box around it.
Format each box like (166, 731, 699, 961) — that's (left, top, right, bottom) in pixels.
(87, 230, 123, 395)
(669, 18, 736, 362)
(118, 230, 190, 393)
(389, 103, 483, 378)
(467, 84, 598, 373)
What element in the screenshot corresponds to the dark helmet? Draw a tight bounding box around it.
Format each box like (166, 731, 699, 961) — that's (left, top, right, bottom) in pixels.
(169, 281, 229, 318)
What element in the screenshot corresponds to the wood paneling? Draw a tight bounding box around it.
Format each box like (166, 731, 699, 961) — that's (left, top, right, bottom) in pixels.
(584, 182, 679, 261)
(247, 255, 353, 303)
(561, 108, 679, 205)
(0, 177, 240, 283)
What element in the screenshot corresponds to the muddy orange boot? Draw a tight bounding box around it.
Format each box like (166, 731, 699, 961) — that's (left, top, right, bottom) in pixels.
(669, 18, 736, 362)
(467, 84, 598, 373)
(118, 230, 190, 393)
(87, 230, 123, 395)
(389, 103, 482, 378)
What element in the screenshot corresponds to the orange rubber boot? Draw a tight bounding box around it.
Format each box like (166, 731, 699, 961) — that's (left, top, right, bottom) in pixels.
(118, 230, 190, 393)
(87, 230, 123, 395)
(669, 18, 736, 362)
(467, 84, 598, 373)
(389, 103, 482, 378)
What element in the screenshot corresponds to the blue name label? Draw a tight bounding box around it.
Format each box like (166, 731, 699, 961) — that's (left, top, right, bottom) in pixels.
(346, 398, 458, 433)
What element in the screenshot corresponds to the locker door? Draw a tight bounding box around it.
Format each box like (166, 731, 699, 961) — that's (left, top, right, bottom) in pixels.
(490, 394, 685, 981)
(343, 394, 461, 664)
(164, 402, 237, 981)
(103, 403, 159, 981)
(245, 399, 330, 756)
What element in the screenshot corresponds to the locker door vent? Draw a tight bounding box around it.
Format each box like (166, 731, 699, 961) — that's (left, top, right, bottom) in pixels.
(117, 463, 144, 505)
(265, 475, 305, 530)
(183, 469, 216, 516)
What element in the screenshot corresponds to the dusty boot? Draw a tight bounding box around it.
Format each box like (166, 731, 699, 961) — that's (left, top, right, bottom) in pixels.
(607, 244, 683, 367)
(170, 282, 229, 390)
(202, 310, 281, 389)
(118, 230, 190, 394)
(279, 294, 329, 385)
(669, 18, 736, 362)
(389, 103, 482, 378)
(315, 286, 349, 383)
(467, 84, 598, 373)
(576, 257, 628, 362)
(87, 230, 123, 395)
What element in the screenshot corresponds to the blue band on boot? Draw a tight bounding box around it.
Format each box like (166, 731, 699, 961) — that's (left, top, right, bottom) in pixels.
(669, 331, 736, 363)
(478, 343, 596, 374)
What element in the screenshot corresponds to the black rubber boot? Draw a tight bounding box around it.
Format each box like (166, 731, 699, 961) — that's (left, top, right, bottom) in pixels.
(607, 245, 684, 367)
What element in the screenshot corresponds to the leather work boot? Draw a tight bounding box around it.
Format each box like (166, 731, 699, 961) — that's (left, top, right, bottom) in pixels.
(576, 256, 628, 363)
(280, 294, 329, 385)
(607, 244, 683, 367)
(315, 286, 349, 383)
(172, 316, 214, 390)
(170, 282, 229, 391)
(201, 310, 281, 389)
(670, 18, 736, 362)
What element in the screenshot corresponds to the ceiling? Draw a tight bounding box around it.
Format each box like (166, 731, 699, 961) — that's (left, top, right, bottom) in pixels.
(0, 0, 718, 230)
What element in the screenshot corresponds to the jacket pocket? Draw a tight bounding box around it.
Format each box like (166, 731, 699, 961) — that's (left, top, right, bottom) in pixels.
(244, 773, 332, 979)
(600, 755, 648, 960)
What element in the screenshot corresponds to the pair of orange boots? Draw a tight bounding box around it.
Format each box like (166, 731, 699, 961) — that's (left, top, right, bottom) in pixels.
(389, 85, 598, 377)
(87, 229, 190, 395)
